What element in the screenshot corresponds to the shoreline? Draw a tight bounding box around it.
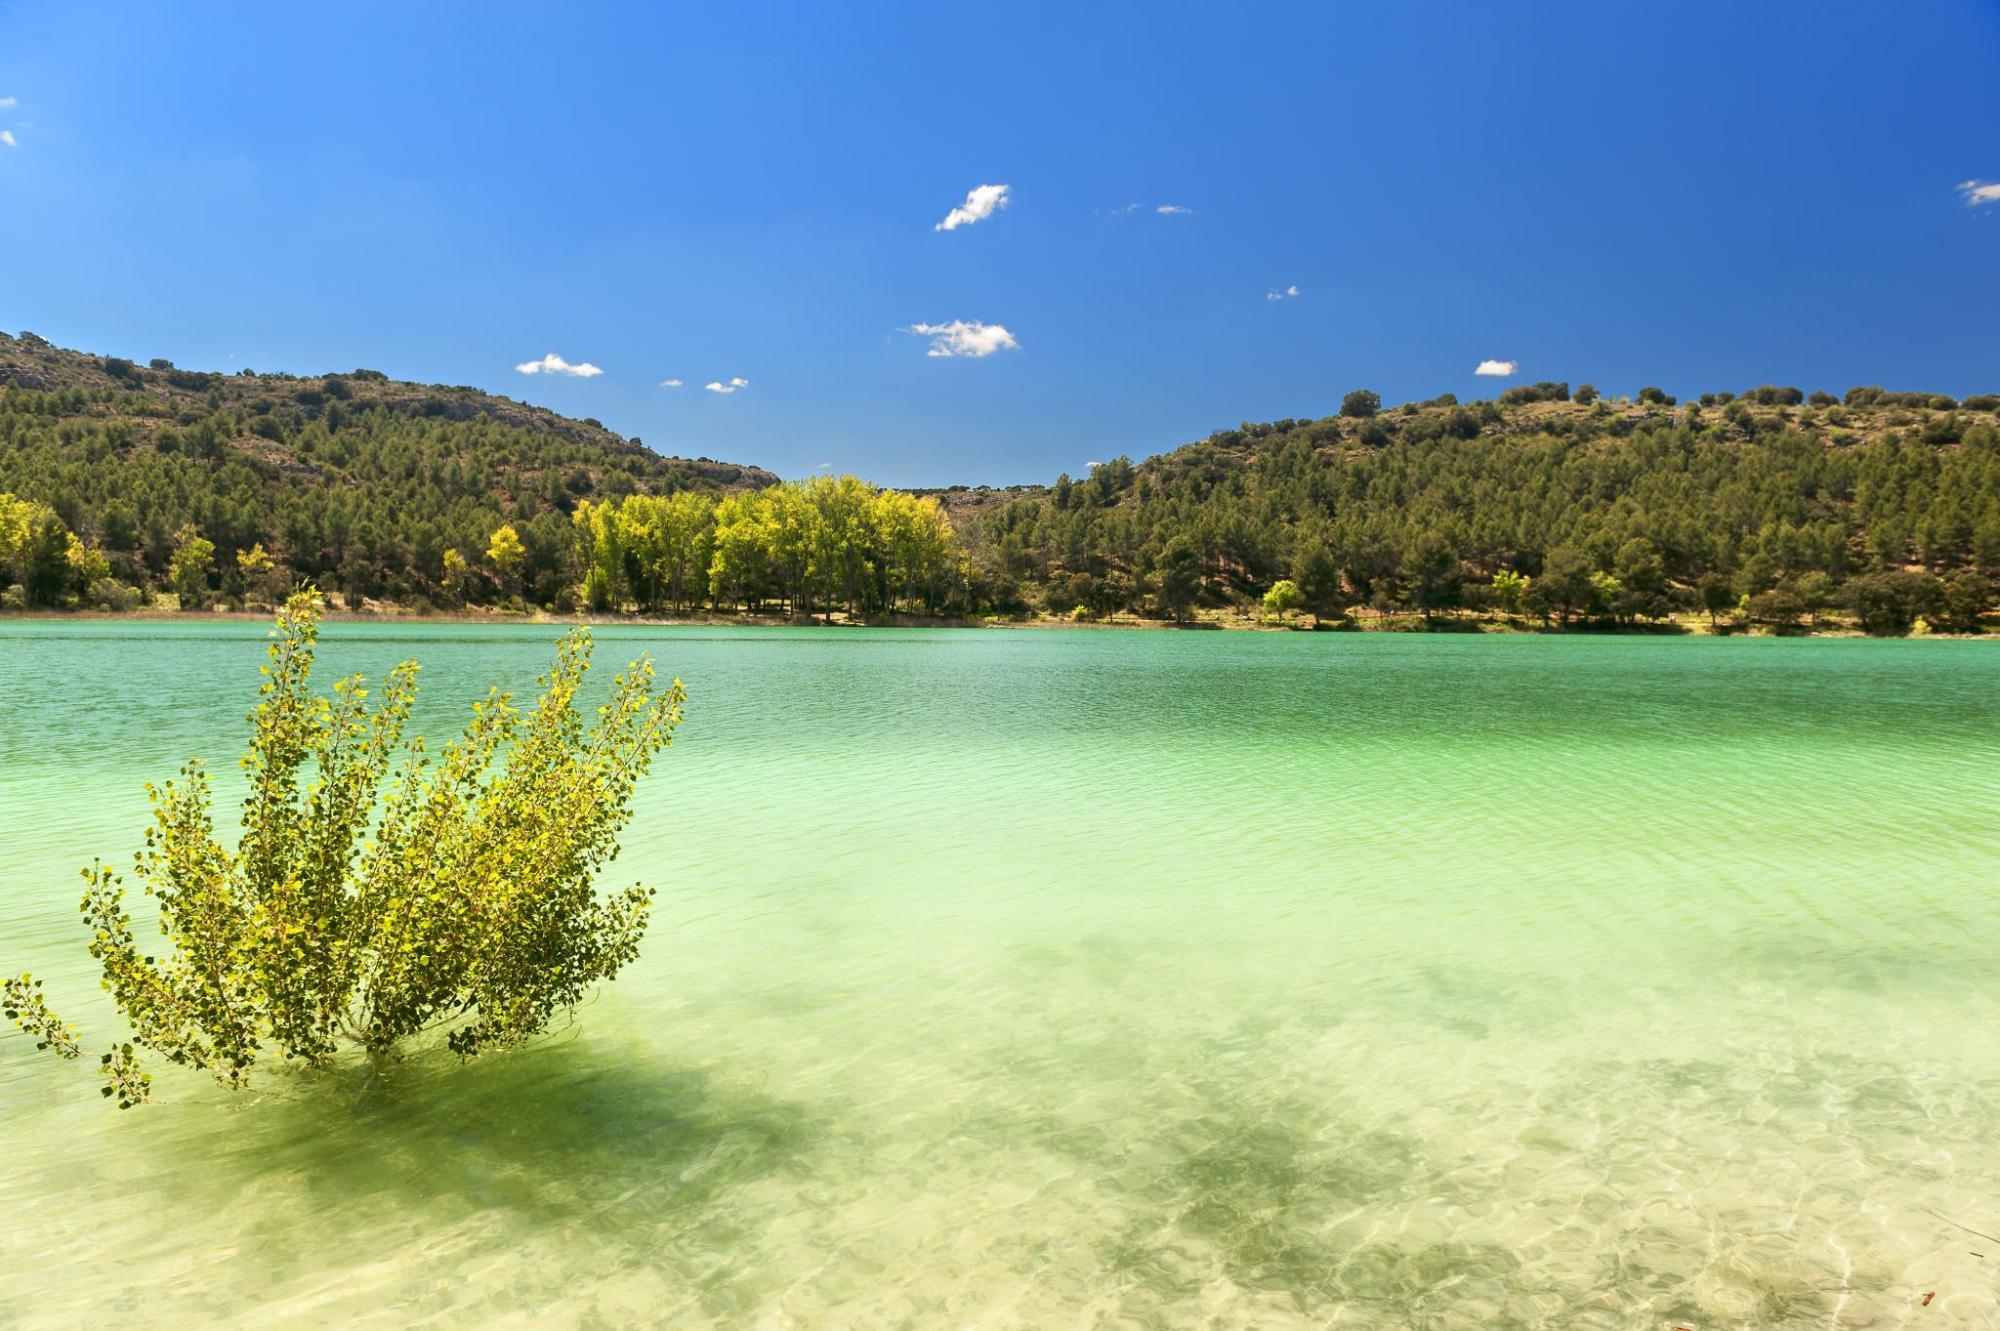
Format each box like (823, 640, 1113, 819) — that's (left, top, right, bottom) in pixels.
(1, 605, 1988, 639)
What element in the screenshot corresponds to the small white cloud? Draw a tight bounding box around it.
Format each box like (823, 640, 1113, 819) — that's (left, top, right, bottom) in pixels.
(1474, 359, 1519, 377)
(515, 353, 603, 377)
(1109, 202, 1140, 216)
(0, 131, 15, 149)
(1156, 204, 1192, 215)
(1265, 284, 1301, 301)
(1958, 179, 2000, 207)
(935, 183, 1011, 232)
(816, 461, 833, 471)
(1086, 460, 1103, 468)
(904, 320, 1020, 358)
(705, 377, 749, 394)
(659, 377, 683, 388)
(0, 97, 15, 109)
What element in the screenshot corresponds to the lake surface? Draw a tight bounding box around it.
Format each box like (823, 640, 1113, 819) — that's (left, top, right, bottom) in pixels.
(2, 622, 1998, 1328)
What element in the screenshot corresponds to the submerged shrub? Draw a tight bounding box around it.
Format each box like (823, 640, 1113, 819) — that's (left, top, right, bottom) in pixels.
(6, 589, 684, 1105)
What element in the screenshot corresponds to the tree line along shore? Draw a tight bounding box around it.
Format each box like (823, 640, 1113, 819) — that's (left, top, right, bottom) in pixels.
(3, 334, 1998, 637)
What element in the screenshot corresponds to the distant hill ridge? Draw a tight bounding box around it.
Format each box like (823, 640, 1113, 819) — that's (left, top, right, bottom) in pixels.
(0, 332, 772, 488)
(954, 379, 2000, 631)
(0, 331, 774, 609)
(5, 333, 1998, 634)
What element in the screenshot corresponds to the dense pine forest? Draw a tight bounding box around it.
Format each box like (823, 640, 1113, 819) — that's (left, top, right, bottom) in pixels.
(958, 382, 2000, 633)
(3, 332, 1998, 634)
(0, 331, 780, 611)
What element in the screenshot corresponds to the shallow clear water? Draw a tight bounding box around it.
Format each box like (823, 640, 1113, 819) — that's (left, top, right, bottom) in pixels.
(3, 621, 1999, 1328)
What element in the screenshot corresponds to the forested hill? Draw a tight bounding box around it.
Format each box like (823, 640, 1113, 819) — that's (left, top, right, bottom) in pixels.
(5, 333, 2000, 634)
(968, 382, 2000, 631)
(0, 331, 774, 607)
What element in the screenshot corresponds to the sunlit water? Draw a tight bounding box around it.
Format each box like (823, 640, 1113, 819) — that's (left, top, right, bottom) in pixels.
(3, 622, 1999, 1329)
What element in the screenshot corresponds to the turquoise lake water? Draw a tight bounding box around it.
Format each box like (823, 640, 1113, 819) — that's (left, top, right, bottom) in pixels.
(2, 621, 1998, 1328)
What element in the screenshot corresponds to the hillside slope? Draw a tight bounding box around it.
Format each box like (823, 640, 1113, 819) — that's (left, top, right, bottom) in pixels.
(968, 383, 2000, 630)
(0, 332, 774, 606)
(6, 335, 1998, 634)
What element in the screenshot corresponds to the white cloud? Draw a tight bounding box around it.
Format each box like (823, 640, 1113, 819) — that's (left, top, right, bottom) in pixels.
(1265, 284, 1300, 301)
(1108, 202, 1196, 218)
(935, 183, 1011, 232)
(659, 377, 683, 388)
(1958, 179, 2000, 207)
(0, 97, 14, 109)
(0, 131, 15, 149)
(1474, 359, 1519, 377)
(904, 320, 1020, 358)
(705, 377, 749, 394)
(514, 353, 603, 377)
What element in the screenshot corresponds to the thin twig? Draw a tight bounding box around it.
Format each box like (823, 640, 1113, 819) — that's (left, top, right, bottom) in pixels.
(1924, 1208, 2000, 1246)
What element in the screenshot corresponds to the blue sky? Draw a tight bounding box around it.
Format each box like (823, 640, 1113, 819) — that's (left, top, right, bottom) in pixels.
(1, 1, 1996, 487)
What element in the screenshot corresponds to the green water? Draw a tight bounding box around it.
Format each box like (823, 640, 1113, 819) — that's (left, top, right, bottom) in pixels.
(3, 623, 1998, 1328)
